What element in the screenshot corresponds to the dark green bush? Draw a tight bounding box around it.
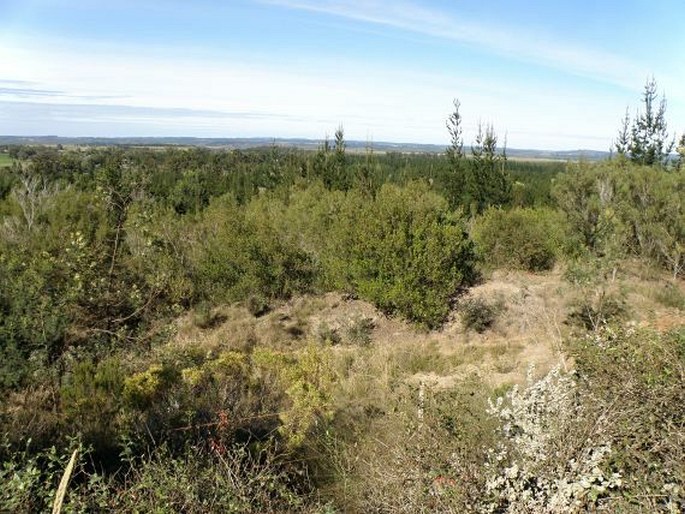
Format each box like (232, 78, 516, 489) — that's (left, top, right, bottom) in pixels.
(472, 206, 565, 271)
(268, 182, 478, 327)
(338, 183, 477, 327)
(60, 357, 125, 456)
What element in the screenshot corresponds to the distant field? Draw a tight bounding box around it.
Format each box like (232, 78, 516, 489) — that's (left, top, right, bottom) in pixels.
(0, 154, 13, 167)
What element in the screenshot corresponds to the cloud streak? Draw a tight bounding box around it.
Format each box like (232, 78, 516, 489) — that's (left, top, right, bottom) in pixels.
(0, 100, 304, 122)
(262, 0, 651, 91)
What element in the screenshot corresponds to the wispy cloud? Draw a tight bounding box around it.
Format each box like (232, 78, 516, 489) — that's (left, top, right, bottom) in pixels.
(0, 85, 131, 101)
(262, 0, 651, 91)
(0, 79, 37, 86)
(0, 86, 66, 97)
(0, 100, 304, 123)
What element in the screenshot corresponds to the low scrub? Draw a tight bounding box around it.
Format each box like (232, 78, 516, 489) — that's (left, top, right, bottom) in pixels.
(460, 296, 505, 333)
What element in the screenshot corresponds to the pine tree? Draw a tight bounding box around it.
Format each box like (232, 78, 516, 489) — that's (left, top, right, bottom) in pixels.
(626, 78, 674, 166)
(446, 99, 464, 165)
(332, 125, 350, 190)
(615, 108, 631, 156)
(334, 125, 346, 168)
(472, 122, 510, 212)
(444, 99, 467, 209)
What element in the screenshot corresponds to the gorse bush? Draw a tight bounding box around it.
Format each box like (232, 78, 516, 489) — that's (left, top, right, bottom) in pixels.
(192, 194, 317, 305)
(342, 183, 477, 327)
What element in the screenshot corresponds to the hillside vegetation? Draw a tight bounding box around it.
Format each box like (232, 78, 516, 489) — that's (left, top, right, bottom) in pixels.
(1, 89, 684, 512)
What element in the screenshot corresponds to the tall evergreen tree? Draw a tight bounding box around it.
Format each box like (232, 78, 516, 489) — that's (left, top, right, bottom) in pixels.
(471, 122, 511, 212)
(332, 125, 351, 190)
(446, 99, 465, 165)
(615, 108, 631, 156)
(626, 78, 674, 166)
(444, 99, 467, 209)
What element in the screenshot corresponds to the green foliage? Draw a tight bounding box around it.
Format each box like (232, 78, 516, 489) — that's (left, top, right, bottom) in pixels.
(614, 165, 685, 279)
(677, 133, 685, 170)
(507, 160, 564, 207)
(252, 345, 336, 447)
(192, 194, 316, 304)
(443, 102, 511, 213)
(340, 183, 477, 327)
(110, 443, 316, 513)
(3, 113, 685, 514)
(472, 206, 565, 271)
(344, 316, 375, 345)
(568, 290, 628, 331)
(553, 161, 624, 255)
(554, 161, 685, 277)
(264, 181, 477, 327)
(60, 357, 125, 453)
(469, 122, 511, 212)
(0, 250, 70, 386)
(0, 439, 110, 514)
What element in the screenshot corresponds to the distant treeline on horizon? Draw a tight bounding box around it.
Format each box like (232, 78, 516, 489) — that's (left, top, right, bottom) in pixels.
(0, 135, 611, 161)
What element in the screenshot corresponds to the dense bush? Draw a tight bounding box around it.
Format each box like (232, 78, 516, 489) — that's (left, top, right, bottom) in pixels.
(340, 183, 477, 327)
(191, 194, 317, 306)
(257, 182, 478, 327)
(472, 206, 566, 271)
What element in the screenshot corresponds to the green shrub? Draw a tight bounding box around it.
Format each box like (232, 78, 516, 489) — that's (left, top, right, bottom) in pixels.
(192, 195, 317, 305)
(245, 294, 270, 317)
(554, 161, 685, 278)
(110, 443, 318, 513)
(60, 357, 125, 454)
(472, 206, 565, 271)
(553, 161, 625, 256)
(339, 183, 477, 327)
(317, 322, 342, 345)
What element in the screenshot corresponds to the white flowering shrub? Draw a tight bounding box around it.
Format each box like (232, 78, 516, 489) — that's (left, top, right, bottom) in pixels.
(482, 365, 622, 513)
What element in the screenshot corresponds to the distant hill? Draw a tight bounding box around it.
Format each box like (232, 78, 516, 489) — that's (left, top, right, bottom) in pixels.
(0, 135, 611, 161)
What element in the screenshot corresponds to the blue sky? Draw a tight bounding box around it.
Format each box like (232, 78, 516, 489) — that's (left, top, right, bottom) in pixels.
(1, 0, 683, 149)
